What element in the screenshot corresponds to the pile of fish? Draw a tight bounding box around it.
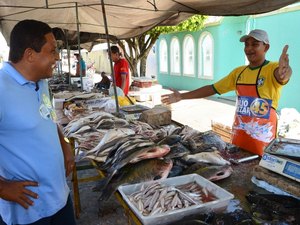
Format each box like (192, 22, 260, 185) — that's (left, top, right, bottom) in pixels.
(63, 111, 129, 138)
(82, 128, 136, 161)
(92, 129, 233, 200)
(157, 130, 232, 181)
(127, 181, 216, 216)
(62, 109, 235, 201)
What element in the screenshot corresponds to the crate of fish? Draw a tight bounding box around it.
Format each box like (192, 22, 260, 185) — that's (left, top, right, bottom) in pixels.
(118, 174, 234, 225)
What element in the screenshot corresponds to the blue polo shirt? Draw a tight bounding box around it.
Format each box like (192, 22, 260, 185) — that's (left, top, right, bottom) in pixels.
(0, 62, 69, 225)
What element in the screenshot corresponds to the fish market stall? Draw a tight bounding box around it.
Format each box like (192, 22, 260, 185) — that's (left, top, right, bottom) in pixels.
(110, 147, 299, 225)
(64, 105, 299, 224)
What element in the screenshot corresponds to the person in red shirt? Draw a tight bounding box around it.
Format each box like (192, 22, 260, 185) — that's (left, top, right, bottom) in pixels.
(110, 45, 130, 95)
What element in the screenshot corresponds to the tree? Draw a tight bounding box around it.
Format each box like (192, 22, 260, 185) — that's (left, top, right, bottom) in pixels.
(117, 15, 207, 77)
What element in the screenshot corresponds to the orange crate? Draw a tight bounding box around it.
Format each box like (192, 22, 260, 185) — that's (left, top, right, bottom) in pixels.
(211, 120, 232, 143)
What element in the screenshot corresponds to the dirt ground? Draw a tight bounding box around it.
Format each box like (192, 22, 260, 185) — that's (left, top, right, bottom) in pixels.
(68, 96, 236, 225)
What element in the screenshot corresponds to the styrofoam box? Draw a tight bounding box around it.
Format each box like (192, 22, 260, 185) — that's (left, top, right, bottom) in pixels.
(118, 174, 234, 225)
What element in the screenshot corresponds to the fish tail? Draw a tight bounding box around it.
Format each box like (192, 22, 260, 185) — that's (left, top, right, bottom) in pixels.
(96, 173, 117, 201)
(104, 171, 114, 186)
(92, 178, 108, 192)
(98, 186, 116, 201)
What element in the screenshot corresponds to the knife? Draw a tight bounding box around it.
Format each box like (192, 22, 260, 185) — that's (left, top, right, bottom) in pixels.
(230, 155, 260, 164)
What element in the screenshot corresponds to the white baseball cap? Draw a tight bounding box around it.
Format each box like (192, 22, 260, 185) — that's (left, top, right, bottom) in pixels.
(240, 29, 269, 44)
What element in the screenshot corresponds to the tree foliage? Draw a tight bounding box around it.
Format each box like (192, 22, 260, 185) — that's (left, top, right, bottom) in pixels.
(150, 15, 207, 35)
(118, 15, 207, 77)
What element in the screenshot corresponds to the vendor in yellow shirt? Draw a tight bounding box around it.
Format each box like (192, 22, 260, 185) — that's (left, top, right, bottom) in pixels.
(162, 29, 292, 156)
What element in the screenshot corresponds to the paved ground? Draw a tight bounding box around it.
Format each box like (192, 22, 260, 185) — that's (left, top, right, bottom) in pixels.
(169, 96, 236, 132)
(68, 163, 130, 225)
(69, 94, 236, 225)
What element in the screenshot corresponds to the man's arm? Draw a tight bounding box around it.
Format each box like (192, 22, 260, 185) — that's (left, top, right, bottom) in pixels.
(161, 85, 216, 105)
(121, 73, 127, 92)
(57, 126, 74, 177)
(75, 62, 80, 76)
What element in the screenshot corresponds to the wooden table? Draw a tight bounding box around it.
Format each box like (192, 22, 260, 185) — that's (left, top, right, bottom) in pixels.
(69, 134, 263, 223)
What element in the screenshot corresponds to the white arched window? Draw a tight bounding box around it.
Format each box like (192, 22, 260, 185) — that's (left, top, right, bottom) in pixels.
(199, 32, 214, 79)
(159, 39, 168, 73)
(170, 37, 180, 75)
(183, 35, 195, 76)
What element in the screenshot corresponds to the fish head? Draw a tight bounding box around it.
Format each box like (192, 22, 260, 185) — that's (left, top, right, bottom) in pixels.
(159, 144, 171, 155)
(166, 142, 190, 159)
(208, 165, 233, 181)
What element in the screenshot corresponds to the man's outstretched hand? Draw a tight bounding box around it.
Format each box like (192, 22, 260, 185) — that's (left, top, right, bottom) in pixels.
(161, 89, 181, 105)
(277, 45, 292, 83)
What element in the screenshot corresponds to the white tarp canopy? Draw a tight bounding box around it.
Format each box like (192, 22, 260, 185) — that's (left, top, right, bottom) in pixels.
(0, 0, 299, 44)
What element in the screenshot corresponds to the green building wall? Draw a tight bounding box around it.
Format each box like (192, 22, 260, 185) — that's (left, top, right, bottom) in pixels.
(156, 7, 300, 112)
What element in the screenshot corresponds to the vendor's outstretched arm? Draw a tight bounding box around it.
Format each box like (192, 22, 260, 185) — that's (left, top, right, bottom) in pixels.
(161, 85, 216, 105)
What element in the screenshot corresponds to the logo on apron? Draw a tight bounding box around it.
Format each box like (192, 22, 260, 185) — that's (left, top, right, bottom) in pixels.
(237, 96, 272, 119)
(39, 94, 57, 121)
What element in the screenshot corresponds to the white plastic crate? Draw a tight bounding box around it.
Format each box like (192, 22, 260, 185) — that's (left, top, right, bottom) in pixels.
(118, 174, 234, 225)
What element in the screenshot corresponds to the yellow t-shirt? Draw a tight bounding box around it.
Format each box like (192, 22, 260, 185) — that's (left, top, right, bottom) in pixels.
(213, 61, 284, 109)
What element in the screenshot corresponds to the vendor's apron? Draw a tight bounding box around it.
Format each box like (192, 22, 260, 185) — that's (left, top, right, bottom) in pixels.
(231, 66, 277, 156)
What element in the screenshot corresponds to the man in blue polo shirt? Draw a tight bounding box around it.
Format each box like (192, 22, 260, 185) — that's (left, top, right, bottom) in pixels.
(0, 20, 76, 225)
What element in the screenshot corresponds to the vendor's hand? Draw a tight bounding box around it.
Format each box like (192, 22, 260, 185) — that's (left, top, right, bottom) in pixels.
(0, 180, 38, 209)
(277, 45, 292, 82)
(161, 89, 181, 105)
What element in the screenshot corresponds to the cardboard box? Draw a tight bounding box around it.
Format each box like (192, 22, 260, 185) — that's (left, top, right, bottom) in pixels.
(118, 174, 234, 225)
(259, 153, 300, 182)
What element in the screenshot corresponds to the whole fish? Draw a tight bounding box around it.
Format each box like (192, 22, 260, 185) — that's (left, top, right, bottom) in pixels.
(63, 117, 90, 137)
(83, 128, 135, 157)
(95, 118, 115, 129)
(183, 130, 227, 153)
(98, 135, 143, 168)
(95, 158, 173, 201)
(100, 138, 155, 170)
(99, 145, 171, 193)
(191, 165, 233, 181)
(184, 151, 231, 166)
(157, 134, 181, 145)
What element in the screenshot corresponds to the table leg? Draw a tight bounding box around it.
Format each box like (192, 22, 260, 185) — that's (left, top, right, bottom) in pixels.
(70, 138, 81, 219)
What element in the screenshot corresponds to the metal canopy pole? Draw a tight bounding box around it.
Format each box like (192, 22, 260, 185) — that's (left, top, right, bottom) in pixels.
(65, 30, 72, 86)
(75, 2, 83, 91)
(101, 0, 120, 114)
